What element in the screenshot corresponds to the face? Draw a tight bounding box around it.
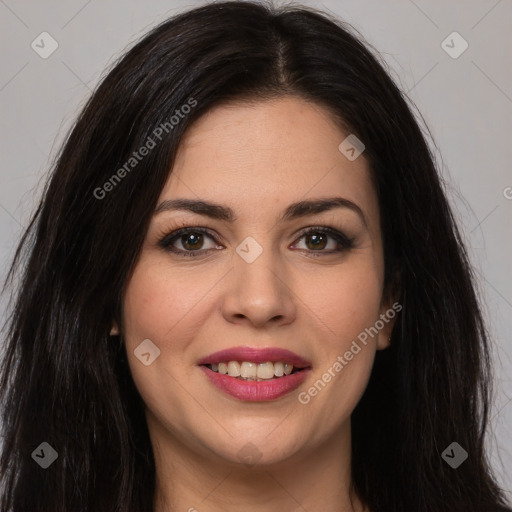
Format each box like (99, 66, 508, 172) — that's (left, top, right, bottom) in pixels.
(116, 96, 395, 468)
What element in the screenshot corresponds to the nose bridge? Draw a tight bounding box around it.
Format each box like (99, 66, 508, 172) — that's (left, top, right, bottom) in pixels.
(234, 233, 283, 297)
(222, 233, 295, 326)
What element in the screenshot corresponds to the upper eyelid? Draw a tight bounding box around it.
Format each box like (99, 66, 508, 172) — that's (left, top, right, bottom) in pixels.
(160, 225, 351, 250)
(163, 225, 343, 239)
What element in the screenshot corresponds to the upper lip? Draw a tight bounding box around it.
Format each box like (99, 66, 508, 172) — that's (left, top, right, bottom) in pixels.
(198, 346, 311, 368)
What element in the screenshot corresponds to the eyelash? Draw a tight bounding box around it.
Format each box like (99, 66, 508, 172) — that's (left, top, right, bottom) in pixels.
(158, 225, 354, 257)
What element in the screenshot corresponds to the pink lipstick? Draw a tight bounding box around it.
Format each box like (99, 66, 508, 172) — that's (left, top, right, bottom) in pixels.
(198, 346, 311, 402)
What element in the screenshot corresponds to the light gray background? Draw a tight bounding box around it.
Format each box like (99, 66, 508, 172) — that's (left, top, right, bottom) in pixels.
(1, 0, 511, 500)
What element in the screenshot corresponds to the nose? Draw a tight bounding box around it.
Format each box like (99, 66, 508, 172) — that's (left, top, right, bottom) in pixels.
(221, 242, 297, 328)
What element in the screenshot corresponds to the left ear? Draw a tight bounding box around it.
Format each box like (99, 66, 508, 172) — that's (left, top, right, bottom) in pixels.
(376, 301, 398, 350)
(377, 279, 401, 350)
(110, 322, 120, 336)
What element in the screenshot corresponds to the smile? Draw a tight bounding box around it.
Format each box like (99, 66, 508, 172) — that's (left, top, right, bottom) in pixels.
(198, 346, 311, 401)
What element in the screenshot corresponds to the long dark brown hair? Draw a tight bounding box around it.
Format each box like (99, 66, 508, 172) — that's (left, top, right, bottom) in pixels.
(1, 2, 510, 511)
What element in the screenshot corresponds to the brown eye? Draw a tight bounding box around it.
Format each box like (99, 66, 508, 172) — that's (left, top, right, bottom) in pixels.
(159, 227, 221, 256)
(304, 232, 328, 250)
(293, 227, 354, 253)
(180, 232, 204, 251)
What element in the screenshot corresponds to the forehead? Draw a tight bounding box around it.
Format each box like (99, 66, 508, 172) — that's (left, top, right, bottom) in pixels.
(160, 96, 378, 228)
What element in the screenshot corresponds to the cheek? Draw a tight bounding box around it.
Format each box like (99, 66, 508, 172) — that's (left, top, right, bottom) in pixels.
(122, 258, 215, 344)
(292, 258, 382, 430)
(121, 260, 211, 438)
(121, 260, 207, 406)
(298, 256, 383, 349)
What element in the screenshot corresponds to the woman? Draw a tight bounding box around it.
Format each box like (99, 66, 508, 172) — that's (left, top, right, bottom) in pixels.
(0, 1, 509, 511)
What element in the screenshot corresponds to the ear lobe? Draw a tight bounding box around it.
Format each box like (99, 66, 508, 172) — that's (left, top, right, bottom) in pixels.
(377, 333, 392, 351)
(376, 300, 401, 350)
(377, 274, 401, 350)
(377, 308, 395, 350)
(110, 322, 119, 336)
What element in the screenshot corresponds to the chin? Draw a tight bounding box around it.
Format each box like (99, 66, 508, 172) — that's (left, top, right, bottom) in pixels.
(202, 429, 306, 468)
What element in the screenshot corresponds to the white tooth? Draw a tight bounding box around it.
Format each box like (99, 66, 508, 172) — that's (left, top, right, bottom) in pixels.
(211, 363, 219, 372)
(283, 363, 293, 375)
(218, 362, 228, 375)
(240, 361, 257, 379)
(274, 362, 284, 377)
(227, 361, 241, 377)
(257, 362, 275, 380)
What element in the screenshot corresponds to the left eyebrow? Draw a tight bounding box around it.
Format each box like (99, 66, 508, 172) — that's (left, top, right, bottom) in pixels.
(154, 196, 367, 227)
(280, 197, 367, 227)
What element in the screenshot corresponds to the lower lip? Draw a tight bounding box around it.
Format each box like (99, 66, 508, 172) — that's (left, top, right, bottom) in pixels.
(200, 366, 310, 401)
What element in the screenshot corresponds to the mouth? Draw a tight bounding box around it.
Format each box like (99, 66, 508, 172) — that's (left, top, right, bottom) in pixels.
(198, 346, 311, 401)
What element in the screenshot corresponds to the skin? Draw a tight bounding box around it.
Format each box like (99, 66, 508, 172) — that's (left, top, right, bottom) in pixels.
(112, 96, 396, 512)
